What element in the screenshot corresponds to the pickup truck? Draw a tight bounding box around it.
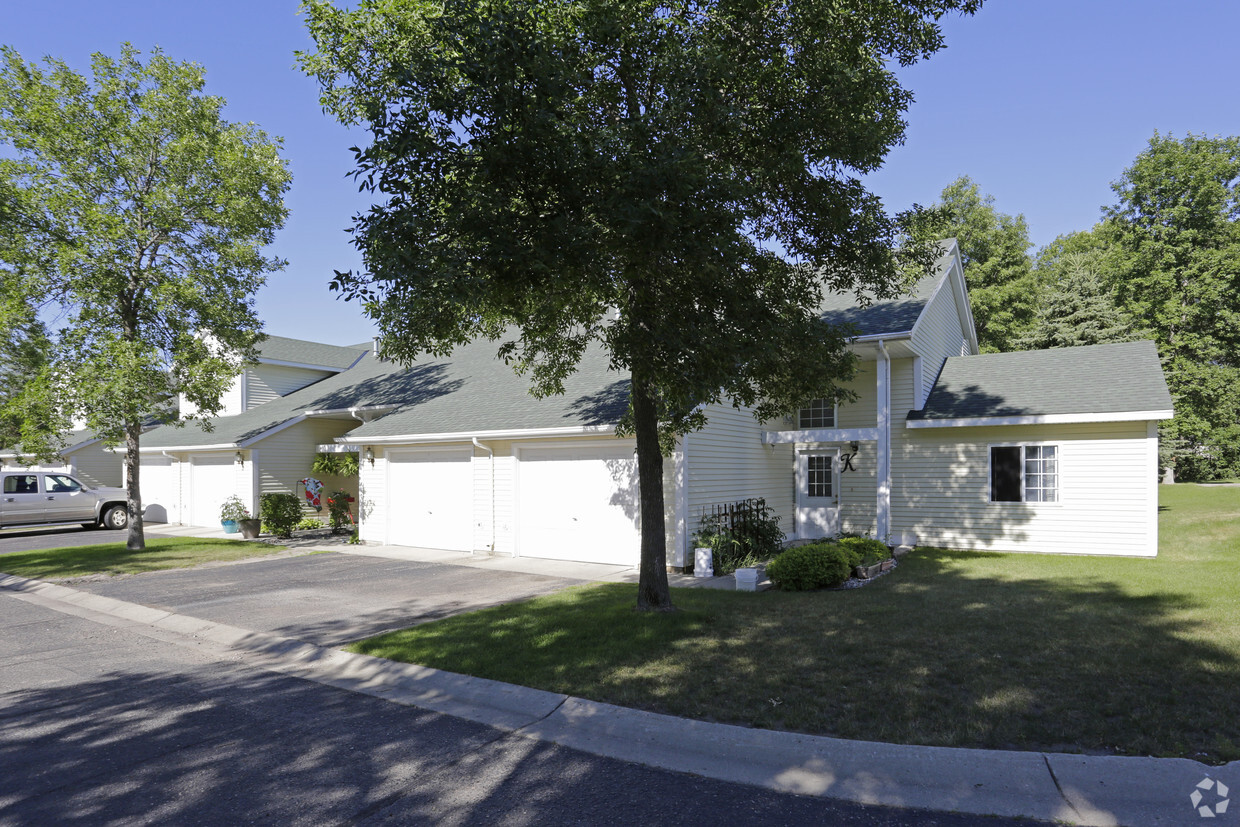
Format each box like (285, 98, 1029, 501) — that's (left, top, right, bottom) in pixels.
(0, 471, 130, 530)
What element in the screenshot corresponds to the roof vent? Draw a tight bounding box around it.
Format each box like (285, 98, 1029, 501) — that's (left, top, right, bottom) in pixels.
(372, 336, 384, 362)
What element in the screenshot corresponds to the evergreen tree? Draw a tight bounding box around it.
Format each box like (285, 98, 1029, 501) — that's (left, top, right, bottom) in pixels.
(1020, 243, 1138, 350)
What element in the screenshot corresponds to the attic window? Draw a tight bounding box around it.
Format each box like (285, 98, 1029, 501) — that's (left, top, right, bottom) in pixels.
(798, 399, 836, 429)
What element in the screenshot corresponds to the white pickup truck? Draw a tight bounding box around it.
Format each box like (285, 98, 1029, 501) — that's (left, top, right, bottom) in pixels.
(0, 471, 130, 530)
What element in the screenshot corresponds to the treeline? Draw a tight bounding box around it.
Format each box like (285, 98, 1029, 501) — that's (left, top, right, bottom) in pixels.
(931, 133, 1240, 481)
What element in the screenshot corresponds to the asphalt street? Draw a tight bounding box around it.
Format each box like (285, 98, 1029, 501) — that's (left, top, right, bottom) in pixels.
(0, 589, 1032, 826)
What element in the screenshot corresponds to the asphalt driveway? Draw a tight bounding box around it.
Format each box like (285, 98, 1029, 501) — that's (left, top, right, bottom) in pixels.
(61, 550, 586, 646)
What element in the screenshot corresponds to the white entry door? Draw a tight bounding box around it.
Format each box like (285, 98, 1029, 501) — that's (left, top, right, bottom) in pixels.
(387, 448, 474, 551)
(796, 449, 839, 539)
(190, 454, 237, 528)
(516, 443, 641, 566)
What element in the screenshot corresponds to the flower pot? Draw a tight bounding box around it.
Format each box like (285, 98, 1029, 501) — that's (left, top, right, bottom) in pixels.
(239, 518, 262, 539)
(221, 519, 240, 534)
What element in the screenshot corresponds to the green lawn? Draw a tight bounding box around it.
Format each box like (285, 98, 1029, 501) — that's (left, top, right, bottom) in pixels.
(350, 484, 1240, 763)
(0, 537, 287, 580)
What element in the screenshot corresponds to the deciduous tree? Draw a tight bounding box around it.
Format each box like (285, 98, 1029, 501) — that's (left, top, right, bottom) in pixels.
(928, 176, 1036, 352)
(0, 45, 291, 548)
(300, 0, 980, 609)
(1101, 132, 1240, 480)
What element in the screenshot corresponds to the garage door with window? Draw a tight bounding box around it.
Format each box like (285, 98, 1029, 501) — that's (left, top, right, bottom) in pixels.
(516, 443, 641, 566)
(386, 448, 474, 551)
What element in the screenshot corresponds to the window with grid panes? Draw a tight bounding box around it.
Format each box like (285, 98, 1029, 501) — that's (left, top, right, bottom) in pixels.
(990, 445, 1058, 503)
(798, 399, 835, 429)
(807, 455, 832, 498)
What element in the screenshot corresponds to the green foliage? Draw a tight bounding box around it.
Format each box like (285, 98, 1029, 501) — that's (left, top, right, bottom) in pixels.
(0, 44, 291, 548)
(0, 312, 49, 449)
(326, 489, 353, 532)
(765, 541, 853, 591)
(294, 516, 325, 531)
(693, 501, 784, 575)
(928, 176, 1037, 352)
(837, 536, 891, 567)
(300, 0, 980, 608)
(218, 495, 251, 522)
(1020, 234, 1139, 350)
(260, 493, 303, 538)
(311, 452, 359, 477)
(1101, 133, 1240, 480)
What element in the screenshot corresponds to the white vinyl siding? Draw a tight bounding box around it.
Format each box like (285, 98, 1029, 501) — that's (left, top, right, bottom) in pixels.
(246, 365, 334, 409)
(68, 444, 122, 488)
(255, 418, 360, 517)
(891, 420, 1156, 556)
(686, 401, 795, 557)
(833, 361, 883, 536)
(471, 442, 515, 555)
(358, 447, 387, 544)
(911, 273, 973, 404)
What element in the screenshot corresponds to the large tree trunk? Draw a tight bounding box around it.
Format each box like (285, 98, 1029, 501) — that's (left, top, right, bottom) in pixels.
(124, 418, 145, 551)
(631, 372, 673, 611)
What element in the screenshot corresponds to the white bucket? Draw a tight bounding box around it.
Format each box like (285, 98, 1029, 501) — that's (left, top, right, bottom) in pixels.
(735, 567, 759, 591)
(694, 547, 713, 577)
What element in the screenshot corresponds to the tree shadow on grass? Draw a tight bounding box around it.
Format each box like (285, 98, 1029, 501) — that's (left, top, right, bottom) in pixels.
(692, 551, 1239, 763)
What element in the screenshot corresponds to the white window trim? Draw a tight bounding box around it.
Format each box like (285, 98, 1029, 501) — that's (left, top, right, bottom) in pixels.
(797, 399, 839, 431)
(987, 442, 1062, 506)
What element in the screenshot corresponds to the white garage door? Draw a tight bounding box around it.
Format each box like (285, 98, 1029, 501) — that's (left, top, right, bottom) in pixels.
(140, 455, 177, 523)
(516, 444, 641, 566)
(387, 448, 474, 551)
(190, 454, 236, 528)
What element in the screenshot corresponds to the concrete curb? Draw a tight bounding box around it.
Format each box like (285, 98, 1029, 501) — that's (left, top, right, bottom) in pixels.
(3, 571, 1235, 826)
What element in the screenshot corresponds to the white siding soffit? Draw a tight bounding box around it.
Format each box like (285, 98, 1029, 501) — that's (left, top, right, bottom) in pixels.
(906, 410, 1175, 429)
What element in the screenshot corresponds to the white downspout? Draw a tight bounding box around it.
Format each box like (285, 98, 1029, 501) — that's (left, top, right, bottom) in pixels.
(876, 340, 891, 543)
(471, 437, 496, 553)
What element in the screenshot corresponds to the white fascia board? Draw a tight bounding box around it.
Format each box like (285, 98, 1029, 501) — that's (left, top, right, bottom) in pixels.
(906, 410, 1176, 429)
(849, 332, 912, 344)
(762, 427, 881, 444)
(300, 405, 395, 419)
(315, 443, 360, 453)
(336, 424, 619, 445)
(257, 357, 348, 372)
(135, 442, 239, 453)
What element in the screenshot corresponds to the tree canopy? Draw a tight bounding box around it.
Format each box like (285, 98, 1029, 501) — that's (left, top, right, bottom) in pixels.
(0, 44, 291, 548)
(927, 176, 1035, 352)
(300, 0, 981, 609)
(1018, 232, 1137, 350)
(1100, 133, 1240, 480)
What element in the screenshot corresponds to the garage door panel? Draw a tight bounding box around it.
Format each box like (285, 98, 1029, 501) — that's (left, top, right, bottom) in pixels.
(517, 444, 641, 566)
(387, 449, 473, 551)
(190, 455, 235, 528)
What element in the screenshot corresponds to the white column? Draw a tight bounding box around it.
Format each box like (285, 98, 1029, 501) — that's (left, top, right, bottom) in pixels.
(876, 341, 891, 542)
(1147, 421, 1160, 556)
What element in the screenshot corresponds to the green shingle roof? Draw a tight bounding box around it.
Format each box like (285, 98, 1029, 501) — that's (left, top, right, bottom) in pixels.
(816, 242, 955, 336)
(141, 336, 629, 449)
(257, 335, 367, 370)
(910, 341, 1173, 422)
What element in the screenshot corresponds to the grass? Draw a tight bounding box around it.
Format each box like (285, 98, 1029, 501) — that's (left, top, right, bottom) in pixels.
(0, 537, 287, 580)
(350, 484, 1240, 763)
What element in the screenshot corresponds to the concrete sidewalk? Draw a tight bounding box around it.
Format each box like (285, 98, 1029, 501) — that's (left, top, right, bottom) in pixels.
(3, 540, 1233, 826)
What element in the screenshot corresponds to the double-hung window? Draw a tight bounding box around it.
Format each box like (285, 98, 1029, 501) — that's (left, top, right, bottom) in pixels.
(990, 445, 1058, 503)
(798, 399, 835, 429)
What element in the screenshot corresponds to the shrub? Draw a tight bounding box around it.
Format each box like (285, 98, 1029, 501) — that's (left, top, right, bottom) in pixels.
(260, 492, 303, 538)
(294, 517, 325, 531)
(838, 536, 891, 567)
(765, 541, 852, 591)
(326, 489, 353, 533)
(693, 500, 784, 575)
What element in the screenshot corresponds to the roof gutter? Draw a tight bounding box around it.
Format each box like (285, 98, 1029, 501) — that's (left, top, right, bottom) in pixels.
(336, 424, 619, 446)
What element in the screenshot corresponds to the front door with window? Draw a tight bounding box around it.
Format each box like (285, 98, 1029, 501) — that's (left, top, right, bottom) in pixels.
(796, 450, 839, 539)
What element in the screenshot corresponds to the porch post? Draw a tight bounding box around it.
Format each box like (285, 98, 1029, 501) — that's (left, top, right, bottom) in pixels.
(876, 341, 891, 542)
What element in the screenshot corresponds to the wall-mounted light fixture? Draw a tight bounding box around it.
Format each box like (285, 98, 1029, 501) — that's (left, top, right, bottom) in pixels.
(364, 447, 375, 466)
(235, 451, 244, 465)
(850, 441, 860, 453)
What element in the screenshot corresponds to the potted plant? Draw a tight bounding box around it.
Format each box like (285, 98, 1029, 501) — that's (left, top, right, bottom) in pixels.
(219, 495, 250, 534)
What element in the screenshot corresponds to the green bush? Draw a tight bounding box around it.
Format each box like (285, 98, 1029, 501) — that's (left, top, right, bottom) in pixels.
(838, 536, 891, 567)
(326, 489, 353, 533)
(294, 517, 325, 531)
(765, 541, 852, 591)
(260, 493, 303, 538)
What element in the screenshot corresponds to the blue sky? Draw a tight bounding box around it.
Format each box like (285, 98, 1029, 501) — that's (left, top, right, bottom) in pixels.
(5, 1, 1238, 345)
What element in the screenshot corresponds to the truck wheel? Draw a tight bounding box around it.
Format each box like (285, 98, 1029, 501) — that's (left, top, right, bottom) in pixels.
(102, 505, 129, 530)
